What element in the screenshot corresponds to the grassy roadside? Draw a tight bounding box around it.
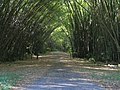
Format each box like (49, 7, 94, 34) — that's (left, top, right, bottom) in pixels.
(69, 59, 120, 89)
(0, 68, 21, 90)
(0, 58, 52, 90)
(77, 68, 120, 88)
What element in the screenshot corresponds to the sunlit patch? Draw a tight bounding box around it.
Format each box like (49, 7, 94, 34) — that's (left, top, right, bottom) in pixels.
(60, 60, 73, 62)
(65, 65, 73, 67)
(72, 71, 89, 74)
(47, 64, 52, 67)
(26, 83, 78, 88)
(11, 87, 26, 90)
(82, 66, 118, 71)
(69, 78, 95, 82)
(60, 57, 64, 59)
(56, 69, 65, 71)
(58, 83, 78, 87)
(17, 64, 41, 68)
(26, 84, 65, 88)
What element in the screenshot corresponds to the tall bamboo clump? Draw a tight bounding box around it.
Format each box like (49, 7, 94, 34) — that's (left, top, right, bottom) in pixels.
(65, 0, 120, 63)
(0, 0, 60, 61)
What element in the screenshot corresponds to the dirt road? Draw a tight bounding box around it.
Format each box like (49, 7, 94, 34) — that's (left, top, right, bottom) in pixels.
(20, 52, 105, 90)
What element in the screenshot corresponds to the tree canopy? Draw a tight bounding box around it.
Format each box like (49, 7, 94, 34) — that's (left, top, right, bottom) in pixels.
(0, 0, 120, 63)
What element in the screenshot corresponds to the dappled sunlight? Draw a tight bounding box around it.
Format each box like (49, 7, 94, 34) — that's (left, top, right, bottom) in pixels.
(16, 64, 52, 68)
(64, 65, 73, 68)
(81, 66, 119, 71)
(56, 69, 65, 71)
(60, 58, 120, 71)
(71, 71, 90, 74)
(22, 53, 105, 90)
(32, 52, 70, 60)
(60, 59, 72, 62)
(27, 84, 65, 88)
(11, 86, 26, 90)
(0, 52, 119, 89)
(0, 0, 120, 89)
(33, 55, 56, 58)
(69, 78, 95, 82)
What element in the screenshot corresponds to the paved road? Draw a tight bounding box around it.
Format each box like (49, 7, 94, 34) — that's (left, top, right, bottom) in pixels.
(23, 52, 105, 90)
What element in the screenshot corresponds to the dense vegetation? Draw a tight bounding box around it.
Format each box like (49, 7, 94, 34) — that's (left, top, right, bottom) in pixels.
(0, 0, 63, 61)
(0, 0, 120, 63)
(65, 0, 120, 63)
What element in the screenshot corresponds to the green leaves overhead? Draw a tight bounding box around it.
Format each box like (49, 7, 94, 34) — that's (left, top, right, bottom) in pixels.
(64, 0, 120, 62)
(0, 0, 120, 63)
(0, 0, 65, 61)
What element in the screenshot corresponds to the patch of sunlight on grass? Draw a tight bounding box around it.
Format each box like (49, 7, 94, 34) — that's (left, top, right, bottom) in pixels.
(81, 66, 118, 71)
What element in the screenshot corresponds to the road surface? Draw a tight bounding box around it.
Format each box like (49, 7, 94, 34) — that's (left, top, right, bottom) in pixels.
(23, 52, 105, 90)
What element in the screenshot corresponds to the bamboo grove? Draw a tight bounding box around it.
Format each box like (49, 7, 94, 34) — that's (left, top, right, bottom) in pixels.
(0, 0, 120, 63)
(0, 0, 62, 61)
(65, 0, 120, 63)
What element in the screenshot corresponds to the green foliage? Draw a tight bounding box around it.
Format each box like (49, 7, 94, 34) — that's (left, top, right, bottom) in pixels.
(64, 0, 120, 63)
(0, 0, 62, 61)
(46, 26, 71, 52)
(1, 0, 120, 63)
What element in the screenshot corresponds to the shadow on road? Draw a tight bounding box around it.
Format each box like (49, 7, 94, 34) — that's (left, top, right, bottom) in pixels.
(22, 52, 105, 90)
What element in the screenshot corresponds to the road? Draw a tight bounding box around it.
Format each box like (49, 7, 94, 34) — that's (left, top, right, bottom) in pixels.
(22, 52, 105, 90)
